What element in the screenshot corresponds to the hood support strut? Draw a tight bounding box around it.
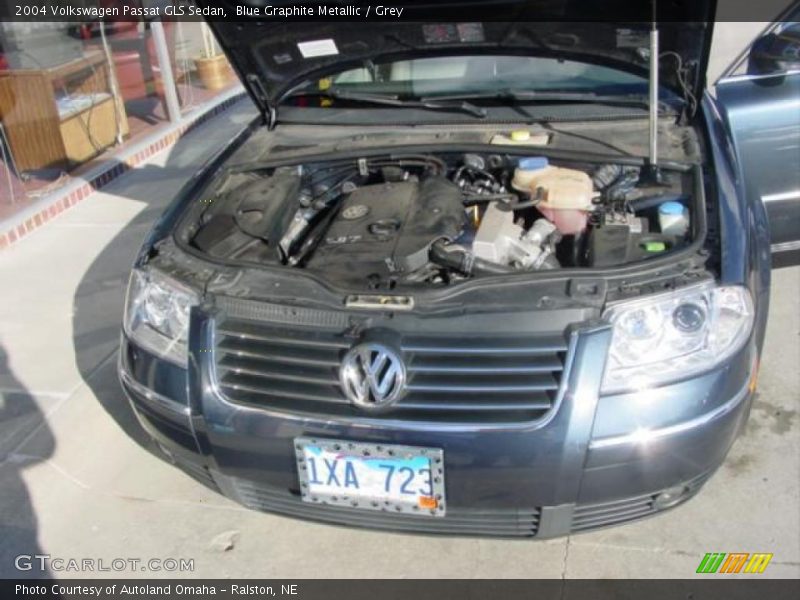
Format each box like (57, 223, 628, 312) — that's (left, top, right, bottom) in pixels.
(640, 8, 666, 186)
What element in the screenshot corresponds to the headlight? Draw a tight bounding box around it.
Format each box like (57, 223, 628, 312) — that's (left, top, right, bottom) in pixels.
(601, 283, 754, 394)
(123, 268, 200, 366)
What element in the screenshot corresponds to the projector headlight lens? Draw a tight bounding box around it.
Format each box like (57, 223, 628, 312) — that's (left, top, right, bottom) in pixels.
(601, 283, 753, 394)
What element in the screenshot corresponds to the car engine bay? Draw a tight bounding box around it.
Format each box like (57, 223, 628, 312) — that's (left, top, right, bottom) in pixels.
(183, 151, 701, 291)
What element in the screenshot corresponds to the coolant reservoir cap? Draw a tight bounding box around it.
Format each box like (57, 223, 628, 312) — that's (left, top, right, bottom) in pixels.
(659, 201, 685, 215)
(518, 157, 549, 170)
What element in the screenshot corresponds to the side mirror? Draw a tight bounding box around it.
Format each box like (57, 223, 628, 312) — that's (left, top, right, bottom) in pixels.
(748, 23, 800, 75)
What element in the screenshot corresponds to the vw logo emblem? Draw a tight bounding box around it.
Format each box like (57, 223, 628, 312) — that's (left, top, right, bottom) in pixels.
(340, 343, 406, 409)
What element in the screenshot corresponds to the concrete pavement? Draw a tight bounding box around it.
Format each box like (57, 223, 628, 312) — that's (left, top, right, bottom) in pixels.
(0, 96, 798, 579)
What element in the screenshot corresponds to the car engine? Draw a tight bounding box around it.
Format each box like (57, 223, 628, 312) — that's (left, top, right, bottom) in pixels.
(187, 151, 694, 290)
(305, 177, 466, 280)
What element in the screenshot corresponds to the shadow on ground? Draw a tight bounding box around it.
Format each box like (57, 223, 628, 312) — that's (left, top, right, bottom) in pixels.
(0, 344, 55, 577)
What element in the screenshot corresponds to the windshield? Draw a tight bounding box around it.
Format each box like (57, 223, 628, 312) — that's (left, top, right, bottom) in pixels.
(287, 55, 649, 100)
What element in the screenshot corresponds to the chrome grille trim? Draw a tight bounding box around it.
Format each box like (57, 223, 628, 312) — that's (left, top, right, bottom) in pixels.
(216, 327, 350, 349)
(211, 314, 570, 424)
(403, 337, 567, 355)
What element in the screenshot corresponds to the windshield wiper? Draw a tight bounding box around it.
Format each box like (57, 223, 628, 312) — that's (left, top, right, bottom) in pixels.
(419, 90, 673, 112)
(289, 88, 488, 119)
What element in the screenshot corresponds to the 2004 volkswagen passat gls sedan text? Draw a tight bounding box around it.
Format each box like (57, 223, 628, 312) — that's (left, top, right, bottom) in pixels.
(118, 3, 800, 537)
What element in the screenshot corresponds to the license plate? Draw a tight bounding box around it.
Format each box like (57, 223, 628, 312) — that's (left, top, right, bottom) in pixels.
(294, 438, 446, 516)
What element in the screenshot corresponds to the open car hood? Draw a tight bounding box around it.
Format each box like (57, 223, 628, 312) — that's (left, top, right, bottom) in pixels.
(200, 1, 715, 121)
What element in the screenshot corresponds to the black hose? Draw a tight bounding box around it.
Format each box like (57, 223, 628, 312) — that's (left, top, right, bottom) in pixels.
(307, 155, 444, 187)
(499, 197, 542, 211)
(390, 153, 446, 173)
(628, 193, 689, 212)
(495, 187, 545, 211)
(462, 193, 517, 205)
(429, 240, 515, 276)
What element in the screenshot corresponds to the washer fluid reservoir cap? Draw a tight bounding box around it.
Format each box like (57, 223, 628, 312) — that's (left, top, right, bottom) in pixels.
(518, 157, 549, 170)
(659, 201, 685, 215)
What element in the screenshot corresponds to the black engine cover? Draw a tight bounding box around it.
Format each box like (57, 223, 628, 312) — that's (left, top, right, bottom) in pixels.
(307, 177, 465, 279)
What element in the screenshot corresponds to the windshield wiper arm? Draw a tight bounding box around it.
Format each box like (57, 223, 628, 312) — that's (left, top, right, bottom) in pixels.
(419, 90, 672, 112)
(291, 88, 488, 118)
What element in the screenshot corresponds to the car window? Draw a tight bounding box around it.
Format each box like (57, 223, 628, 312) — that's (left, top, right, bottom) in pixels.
(294, 55, 648, 98)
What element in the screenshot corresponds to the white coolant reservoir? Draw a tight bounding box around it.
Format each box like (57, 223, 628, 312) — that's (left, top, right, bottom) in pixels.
(512, 157, 596, 235)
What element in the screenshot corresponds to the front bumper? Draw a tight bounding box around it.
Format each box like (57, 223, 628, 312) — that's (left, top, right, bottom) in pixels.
(119, 319, 755, 539)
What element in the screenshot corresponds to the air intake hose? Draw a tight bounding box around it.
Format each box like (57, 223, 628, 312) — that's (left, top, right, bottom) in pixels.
(429, 240, 516, 276)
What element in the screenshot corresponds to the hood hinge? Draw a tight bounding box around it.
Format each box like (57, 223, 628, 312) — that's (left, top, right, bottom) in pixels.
(246, 74, 277, 130)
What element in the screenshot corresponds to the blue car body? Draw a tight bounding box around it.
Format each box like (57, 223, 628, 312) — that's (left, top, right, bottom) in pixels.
(118, 8, 799, 537)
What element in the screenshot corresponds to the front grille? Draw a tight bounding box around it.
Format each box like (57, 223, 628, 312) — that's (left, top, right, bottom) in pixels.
(212, 316, 568, 423)
(571, 493, 657, 532)
(571, 471, 713, 532)
(232, 478, 540, 537)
